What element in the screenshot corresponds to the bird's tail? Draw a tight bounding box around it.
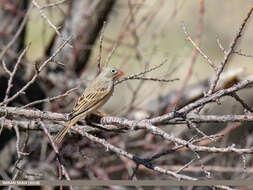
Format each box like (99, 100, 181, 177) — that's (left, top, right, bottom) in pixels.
(54, 116, 81, 144)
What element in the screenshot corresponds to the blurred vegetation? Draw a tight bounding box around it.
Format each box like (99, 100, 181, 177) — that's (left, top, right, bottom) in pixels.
(25, 0, 253, 90)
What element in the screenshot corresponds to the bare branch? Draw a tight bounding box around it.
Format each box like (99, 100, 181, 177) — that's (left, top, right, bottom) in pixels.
(81, 129, 197, 180)
(32, 0, 61, 36)
(1, 79, 253, 124)
(233, 50, 253, 58)
(102, 117, 253, 154)
(21, 87, 78, 108)
(182, 23, 217, 72)
(97, 21, 106, 74)
(1, 60, 11, 75)
(40, 0, 67, 9)
(40, 121, 73, 189)
(216, 35, 226, 54)
(104, 41, 118, 67)
(208, 7, 253, 94)
(121, 76, 179, 83)
(116, 59, 168, 85)
(4, 43, 31, 102)
(0, 36, 72, 106)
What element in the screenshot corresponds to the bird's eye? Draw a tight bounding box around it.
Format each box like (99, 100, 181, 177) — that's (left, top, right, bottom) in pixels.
(111, 69, 116, 73)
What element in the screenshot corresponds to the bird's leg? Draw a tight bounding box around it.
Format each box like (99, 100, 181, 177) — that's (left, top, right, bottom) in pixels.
(85, 112, 104, 124)
(86, 111, 108, 126)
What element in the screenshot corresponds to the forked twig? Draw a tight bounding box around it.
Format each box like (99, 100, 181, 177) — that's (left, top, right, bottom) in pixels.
(0, 36, 72, 106)
(208, 7, 253, 94)
(4, 43, 31, 102)
(182, 23, 217, 72)
(116, 59, 168, 85)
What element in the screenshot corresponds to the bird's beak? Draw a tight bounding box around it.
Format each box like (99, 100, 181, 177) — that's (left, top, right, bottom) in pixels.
(118, 71, 124, 77)
(115, 71, 124, 80)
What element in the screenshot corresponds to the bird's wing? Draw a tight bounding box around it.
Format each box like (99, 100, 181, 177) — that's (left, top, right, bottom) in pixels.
(72, 80, 112, 116)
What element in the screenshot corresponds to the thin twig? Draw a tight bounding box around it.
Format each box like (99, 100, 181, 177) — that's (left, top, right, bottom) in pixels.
(1, 60, 11, 75)
(32, 0, 61, 36)
(122, 76, 179, 83)
(233, 50, 253, 58)
(97, 21, 106, 74)
(14, 125, 22, 159)
(105, 41, 118, 67)
(4, 43, 31, 102)
(116, 59, 168, 85)
(40, 122, 73, 190)
(216, 35, 226, 54)
(40, 0, 67, 9)
(21, 87, 78, 108)
(176, 158, 196, 174)
(230, 92, 253, 113)
(193, 151, 211, 178)
(182, 23, 217, 72)
(32, 0, 72, 48)
(186, 119, 212, 140)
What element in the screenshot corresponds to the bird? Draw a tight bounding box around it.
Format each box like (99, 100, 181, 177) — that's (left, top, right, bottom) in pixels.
(54, 66, 124, 144)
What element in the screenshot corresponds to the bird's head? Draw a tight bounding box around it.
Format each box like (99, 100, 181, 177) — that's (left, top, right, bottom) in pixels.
(101, 67, 124, 81)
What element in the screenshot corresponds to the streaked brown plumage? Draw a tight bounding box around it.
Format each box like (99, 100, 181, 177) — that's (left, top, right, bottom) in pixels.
(54, 67, 124, 144)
